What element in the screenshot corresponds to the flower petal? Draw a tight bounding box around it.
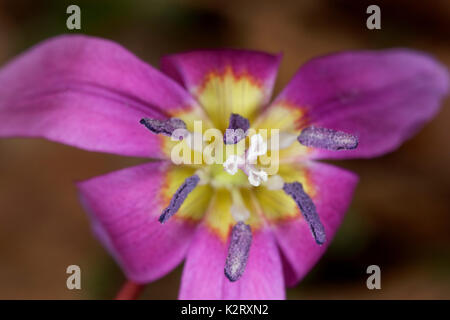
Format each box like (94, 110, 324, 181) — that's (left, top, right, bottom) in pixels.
(160, 49, 281, 130)
(179, 224, 285, 299)
(0, 35, 202, 158)
(267, 49, 449, 159)
(77, 161, 213, 283)
(262, 162, 358, 286)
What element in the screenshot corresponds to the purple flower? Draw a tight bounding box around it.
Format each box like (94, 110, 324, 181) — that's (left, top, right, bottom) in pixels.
(0, 35, 447, 299)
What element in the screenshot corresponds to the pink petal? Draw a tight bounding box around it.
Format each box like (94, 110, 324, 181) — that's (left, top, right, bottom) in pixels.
(273, 162, 358, 286)
(0, 35, 200, 158)
(272, 49, 449, 159)
(77, 161, 197, 283)
(161, 49, 281, 101)
(179, 224, 285, 300)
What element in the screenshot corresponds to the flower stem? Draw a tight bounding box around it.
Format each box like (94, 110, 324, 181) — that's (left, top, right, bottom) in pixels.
(115, 280, 144, 300)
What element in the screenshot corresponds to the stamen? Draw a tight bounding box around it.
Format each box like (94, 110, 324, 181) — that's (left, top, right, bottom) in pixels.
(266, 174, 285, 190)
(224, 113, 250, 144)
(159, 174, 200, 223)
(194, 169, 209, 186)
(230, 189, 250, 222)
(224, 221, 252, 282)
(230, 204, 250, 222)
(298, 126, 358, 151)
(283, 182, 326, 245)
(268, 132, 298, 150)
(140, 118, 187, 139)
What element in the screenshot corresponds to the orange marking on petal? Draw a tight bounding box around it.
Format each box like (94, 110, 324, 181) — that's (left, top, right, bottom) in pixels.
(196, 66, 264, 92)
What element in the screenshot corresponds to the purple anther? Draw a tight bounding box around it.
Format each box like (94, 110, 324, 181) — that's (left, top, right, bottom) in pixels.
(283, 182, 326, 245)
(140, 117, 187, 139)
(298, 126, 358, 151)
(224, 221, 252, 282)
(224, 113, 250, 144)
(159, 175, 200, 223)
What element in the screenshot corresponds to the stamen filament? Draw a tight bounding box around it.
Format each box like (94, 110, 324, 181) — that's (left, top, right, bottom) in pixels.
(266, 174, 285, 190)
(230, 188, 250, 222)
(268, 132, 298, 150)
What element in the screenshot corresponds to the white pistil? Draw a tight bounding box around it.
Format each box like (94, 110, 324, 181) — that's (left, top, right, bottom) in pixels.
(223, 155, 245, 175)
(230, 189, 250, 222)
(247, 166, 268, 187)
(266, 174, 285, 190)
(223, 133, 271, 187)
(247, 134, 267, 163)
(244, 133, 268, 186)
(195, 169, 210, 185)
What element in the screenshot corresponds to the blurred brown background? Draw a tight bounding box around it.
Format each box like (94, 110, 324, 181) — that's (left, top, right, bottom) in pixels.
(0, 0, 449, 299)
